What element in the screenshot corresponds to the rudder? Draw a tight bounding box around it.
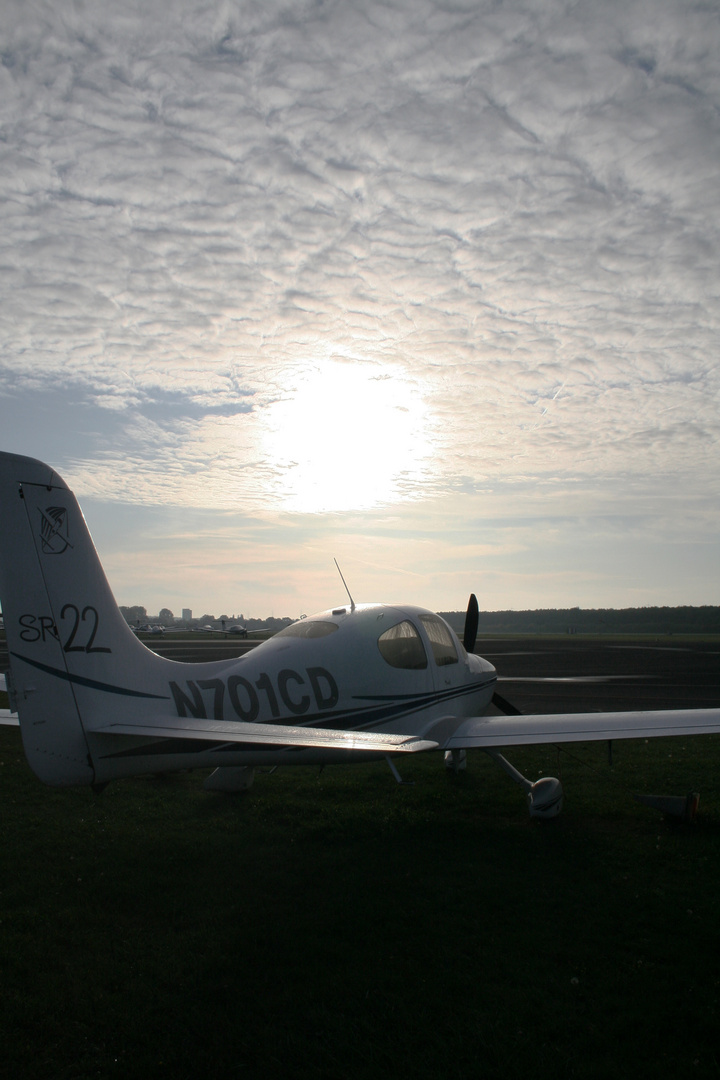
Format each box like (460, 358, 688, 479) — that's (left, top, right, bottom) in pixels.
(0, 453, 170, 784)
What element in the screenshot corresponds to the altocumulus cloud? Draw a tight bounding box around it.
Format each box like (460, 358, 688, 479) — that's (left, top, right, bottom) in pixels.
(0, 0, 718, 609)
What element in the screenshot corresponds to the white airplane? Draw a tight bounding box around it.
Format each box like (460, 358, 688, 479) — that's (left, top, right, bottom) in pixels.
(1, 451, 719, 817)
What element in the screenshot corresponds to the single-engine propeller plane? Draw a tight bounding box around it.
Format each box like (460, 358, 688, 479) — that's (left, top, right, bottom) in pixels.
(1, 452, 719, 817)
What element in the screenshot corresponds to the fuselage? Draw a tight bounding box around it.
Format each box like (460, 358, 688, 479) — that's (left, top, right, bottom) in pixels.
(89, 603, 497, 781)
(170, 603, 497, 732)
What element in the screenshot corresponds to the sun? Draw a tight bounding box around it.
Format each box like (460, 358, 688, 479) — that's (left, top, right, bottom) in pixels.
(260, 359, 430, 513)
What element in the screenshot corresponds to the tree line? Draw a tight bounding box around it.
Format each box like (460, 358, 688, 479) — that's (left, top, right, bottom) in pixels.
(440, 606, 720, 635)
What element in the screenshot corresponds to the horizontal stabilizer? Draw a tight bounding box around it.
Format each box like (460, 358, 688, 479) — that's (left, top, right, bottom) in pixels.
(94, 717, 438, 754)
(0, 676, 18, 723)
(444, 708, 720, 749)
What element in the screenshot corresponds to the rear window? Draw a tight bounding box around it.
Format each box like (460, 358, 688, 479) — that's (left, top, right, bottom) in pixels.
(377, 621, 428, 670)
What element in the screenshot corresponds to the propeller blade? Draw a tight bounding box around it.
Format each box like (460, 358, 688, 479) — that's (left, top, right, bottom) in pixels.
(491, 692, 523, 717)
(463, 593, 479, 653)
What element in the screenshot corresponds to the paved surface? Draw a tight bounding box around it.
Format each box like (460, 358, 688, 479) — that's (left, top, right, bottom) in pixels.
(480, 637, 720, 713)
(3, 634, 715, 714)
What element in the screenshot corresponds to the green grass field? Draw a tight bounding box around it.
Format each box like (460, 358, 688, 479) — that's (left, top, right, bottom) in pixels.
(2, 726, 719, 1080)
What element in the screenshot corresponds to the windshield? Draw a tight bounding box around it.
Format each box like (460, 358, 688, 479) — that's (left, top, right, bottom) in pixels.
(275, 620, 339, 639)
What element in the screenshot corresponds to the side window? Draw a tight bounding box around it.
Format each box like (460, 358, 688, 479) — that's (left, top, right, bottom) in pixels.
(377, 621, 428, 670)
(419, 614, 459, 666)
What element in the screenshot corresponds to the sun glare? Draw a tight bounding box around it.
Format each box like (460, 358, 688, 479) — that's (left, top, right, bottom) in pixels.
(261, 360, 430, 513)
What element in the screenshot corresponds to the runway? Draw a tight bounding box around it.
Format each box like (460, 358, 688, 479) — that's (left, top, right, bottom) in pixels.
(479, 637, 720, 713)
(3, 634, 714, 714)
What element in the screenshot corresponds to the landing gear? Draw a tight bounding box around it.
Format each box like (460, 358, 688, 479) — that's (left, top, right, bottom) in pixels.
(444, 749, 467, 773)
(444, 689, 564, 818)
(483, 748, 563, 819)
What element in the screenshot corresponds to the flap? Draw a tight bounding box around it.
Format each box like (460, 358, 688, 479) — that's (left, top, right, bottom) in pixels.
(94, 716, 438, 753)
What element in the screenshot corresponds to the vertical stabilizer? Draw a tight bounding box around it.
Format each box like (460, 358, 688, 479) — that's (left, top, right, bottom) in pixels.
(0, 454, 94, 782)
(0, 453, 170, 784)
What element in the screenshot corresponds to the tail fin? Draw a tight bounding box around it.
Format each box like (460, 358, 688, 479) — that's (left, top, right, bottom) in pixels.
(0, 452, 171, 784)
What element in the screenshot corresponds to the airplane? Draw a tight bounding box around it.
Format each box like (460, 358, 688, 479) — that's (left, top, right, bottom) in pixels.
(131, 619, 266, 639)
(0, 450, 719, 817)
(191, 621, 269, 639)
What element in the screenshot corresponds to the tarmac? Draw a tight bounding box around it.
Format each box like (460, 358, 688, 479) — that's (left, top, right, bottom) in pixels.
(479, 636, 720, 714)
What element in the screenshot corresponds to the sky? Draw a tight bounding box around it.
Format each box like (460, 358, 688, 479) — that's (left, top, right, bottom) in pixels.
(1, 0, 718, 620)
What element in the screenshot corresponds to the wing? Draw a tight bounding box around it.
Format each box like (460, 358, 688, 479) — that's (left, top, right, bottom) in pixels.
(442, 708, 720, 750)
(93, 717, 437, 754)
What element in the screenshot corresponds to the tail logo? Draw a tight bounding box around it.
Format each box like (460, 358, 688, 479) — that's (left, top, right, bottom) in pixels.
(39, 506, 73, 555)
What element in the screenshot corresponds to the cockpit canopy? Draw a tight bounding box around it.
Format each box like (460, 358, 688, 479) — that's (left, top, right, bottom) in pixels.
(266, 603, 464, 677)
(376, 612, 460, 670)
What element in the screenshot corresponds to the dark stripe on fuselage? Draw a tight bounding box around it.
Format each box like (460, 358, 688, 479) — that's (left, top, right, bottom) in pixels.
(11, 653, 171, 700)
(350, 677, 496, 728)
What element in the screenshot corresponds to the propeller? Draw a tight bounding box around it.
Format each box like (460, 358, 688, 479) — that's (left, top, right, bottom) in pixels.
(459, 602, 560, 817)
(462, 593, 479, 653)
(461, 592, 523, 717)
(491, 691, 523, 716)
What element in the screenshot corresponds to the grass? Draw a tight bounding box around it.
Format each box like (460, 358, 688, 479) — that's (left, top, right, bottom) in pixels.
(1, 729, 720, 1079)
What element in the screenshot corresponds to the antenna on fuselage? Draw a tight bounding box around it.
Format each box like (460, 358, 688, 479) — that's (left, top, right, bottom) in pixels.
(334, 558, 356, 612)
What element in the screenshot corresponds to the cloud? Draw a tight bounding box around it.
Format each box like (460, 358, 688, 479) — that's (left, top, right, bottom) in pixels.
(0, 0, 718, 607)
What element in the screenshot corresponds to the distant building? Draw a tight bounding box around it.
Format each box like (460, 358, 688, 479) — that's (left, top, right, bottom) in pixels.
(182, 609, 192, 622)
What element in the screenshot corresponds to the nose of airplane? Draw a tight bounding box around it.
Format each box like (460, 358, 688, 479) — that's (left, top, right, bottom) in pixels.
(468, 652, 496, 677)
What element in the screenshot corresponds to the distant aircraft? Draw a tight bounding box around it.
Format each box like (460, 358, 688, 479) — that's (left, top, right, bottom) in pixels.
(191, 621, 268, 639)
(131, 622, 238, 637)
(0, 451, 719, 817)
(131, 620, 265, 639)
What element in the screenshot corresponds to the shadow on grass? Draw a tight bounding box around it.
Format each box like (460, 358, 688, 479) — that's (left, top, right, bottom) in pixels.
(2, 733, 720, 1079)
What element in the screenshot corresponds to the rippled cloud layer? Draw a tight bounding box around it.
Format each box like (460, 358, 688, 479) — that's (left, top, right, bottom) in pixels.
(1, 0, 718, 611)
